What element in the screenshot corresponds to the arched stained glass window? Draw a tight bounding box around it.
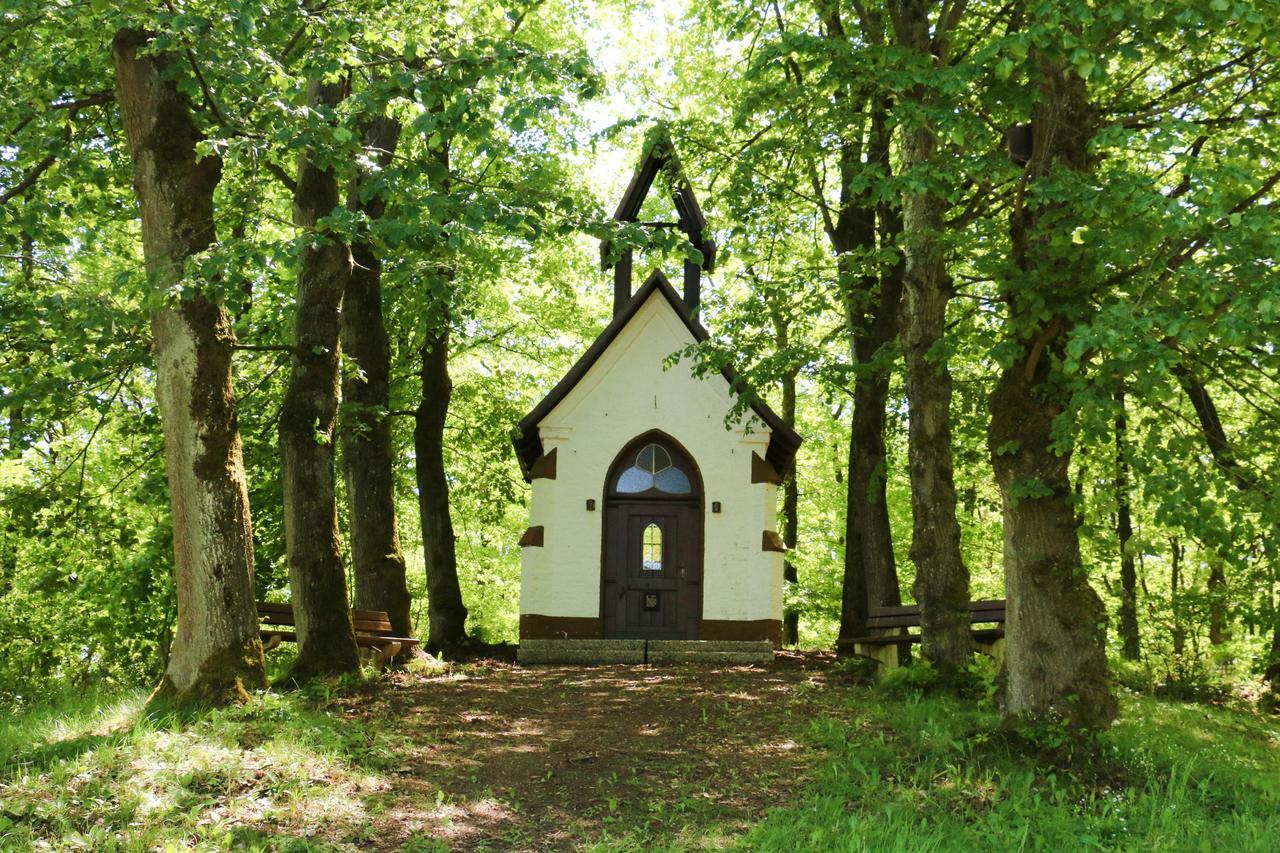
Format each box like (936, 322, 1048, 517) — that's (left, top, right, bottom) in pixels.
(615, 442, 692, 495)
(642, 523, 663, 570)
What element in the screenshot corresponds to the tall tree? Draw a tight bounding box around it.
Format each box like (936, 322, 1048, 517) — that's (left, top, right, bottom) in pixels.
(1115, 392, 1140, 660)
(888, 0, 973, 676)
(987, 39, 1116, 729)
(111, 28, 265, 702)
(278, 77, 360, 680)
(340, 115, 414, 642)
(417, 315, 469, 651)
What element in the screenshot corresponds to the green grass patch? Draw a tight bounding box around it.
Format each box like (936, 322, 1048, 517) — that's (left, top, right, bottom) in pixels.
(1, 668, 1277, 851)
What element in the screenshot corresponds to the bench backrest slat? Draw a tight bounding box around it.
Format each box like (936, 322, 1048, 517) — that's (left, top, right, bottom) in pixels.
(257, 602, 395, 637)
(865, 598, 1006, 630)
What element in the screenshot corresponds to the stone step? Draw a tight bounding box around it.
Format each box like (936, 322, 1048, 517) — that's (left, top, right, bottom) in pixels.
(646, 650, 772, 665)
(518, 639, 643, 652)
(647, 640, 773, 654)
(517, 638, 774, 665)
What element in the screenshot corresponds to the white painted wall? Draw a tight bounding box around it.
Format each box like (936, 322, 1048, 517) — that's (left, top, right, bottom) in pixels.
(519, 287, 784, 628)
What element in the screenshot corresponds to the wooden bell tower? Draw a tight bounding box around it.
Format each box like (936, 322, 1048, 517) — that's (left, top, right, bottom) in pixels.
(600, 127, 716, 316)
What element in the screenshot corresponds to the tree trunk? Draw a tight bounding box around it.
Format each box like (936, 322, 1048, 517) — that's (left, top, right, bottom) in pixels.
(416, 323, 468, 651)
(836, 99, 904, 645)
(112, 29, 264, 703)
(771, 311, 801, 646)
(1170, 537, 1185, 655)
(339, 116, 413, 641)
(889, 0, 973, 678)
(279, 78, 360, 681)
(1207, 560, 1227, 645)
(988, 49, 1115, 730)
(1265, 611, 1280, 700)
(781, 366, 800, 646)
(1116, 392, 1140, 660)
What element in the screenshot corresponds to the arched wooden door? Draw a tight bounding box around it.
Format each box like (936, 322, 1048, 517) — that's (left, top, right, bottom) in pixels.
(602, 433, 703, 640)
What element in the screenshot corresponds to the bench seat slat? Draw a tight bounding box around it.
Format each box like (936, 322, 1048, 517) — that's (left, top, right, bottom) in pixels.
(844, 627, 1006, 646)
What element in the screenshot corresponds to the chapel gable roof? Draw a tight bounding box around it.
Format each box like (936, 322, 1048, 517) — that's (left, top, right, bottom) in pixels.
(513, 269, 803, 481)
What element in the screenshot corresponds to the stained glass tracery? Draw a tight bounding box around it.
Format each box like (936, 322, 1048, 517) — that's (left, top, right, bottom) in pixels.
(614, 442, 692, 494)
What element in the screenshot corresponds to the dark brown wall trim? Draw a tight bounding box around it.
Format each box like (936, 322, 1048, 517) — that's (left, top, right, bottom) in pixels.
(520, 613, 604, 640)
(529, 447, 557, 480)
(762, 530, 786, 552)
(751, 451, 783, 485)
(518, 525, 544, 547)
(702, 619, 782, 646)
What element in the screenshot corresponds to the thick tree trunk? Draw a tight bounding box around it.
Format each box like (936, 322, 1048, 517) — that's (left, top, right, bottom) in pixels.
(339, 117, 413, 641)
(112, 29, 264, 703)
(416, 324, 468, 651)
(1116, 393, 1140, 660)
(989, 50, 1115, 730)
(989, 366, 1115, 728)
(889, 0, 973, 677)
(279, 79, 360, 681)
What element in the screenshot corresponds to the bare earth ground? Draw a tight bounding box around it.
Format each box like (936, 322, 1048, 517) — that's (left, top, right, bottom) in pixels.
(315, 652, 853, 850)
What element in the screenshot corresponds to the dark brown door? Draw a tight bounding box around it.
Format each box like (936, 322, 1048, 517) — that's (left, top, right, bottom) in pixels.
(604, 501, 701, 639)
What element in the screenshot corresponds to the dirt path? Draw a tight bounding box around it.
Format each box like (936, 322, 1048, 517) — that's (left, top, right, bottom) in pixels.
(333, 652, 851, 850)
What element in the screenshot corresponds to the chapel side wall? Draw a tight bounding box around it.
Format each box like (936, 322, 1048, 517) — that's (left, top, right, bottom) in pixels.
(519, 292, 784, 643)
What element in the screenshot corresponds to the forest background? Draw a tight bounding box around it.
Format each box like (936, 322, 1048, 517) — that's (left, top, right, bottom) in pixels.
(1, 0, 1279, 717)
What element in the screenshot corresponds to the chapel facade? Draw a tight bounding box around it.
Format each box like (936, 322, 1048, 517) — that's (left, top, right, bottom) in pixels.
(512, 134, 801, 663)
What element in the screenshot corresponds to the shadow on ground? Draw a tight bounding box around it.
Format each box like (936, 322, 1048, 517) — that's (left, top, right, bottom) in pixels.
(333, 652, 849, 850)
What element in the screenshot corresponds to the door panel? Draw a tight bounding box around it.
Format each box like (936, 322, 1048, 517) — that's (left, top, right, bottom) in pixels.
(604, 501, 701, 639)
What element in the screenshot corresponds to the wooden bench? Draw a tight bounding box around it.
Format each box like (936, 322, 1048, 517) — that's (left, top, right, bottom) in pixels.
(838, 599, 1006, 671)
(257, 602, 419, 667)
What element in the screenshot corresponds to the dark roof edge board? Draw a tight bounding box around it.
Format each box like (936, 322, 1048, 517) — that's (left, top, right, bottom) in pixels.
(513, 269, 803, 481)
(603, 131, 715, 273)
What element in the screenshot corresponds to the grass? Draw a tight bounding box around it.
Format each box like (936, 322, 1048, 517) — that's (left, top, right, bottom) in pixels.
(1, 660, 1278, 851)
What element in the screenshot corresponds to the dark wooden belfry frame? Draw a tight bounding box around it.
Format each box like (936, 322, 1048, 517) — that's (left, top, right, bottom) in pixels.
(601, 128, 716, 316)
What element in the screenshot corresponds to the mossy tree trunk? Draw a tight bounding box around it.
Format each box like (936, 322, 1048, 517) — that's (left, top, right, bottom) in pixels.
(112, 28, 264, 704)
(279, 78, 360, 681)
(339, 116, 414, 643)
(889, 0, 974, 678)
(987, 50, 1115, 730)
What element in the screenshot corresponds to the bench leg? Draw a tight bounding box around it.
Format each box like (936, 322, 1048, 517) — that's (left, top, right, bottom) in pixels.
(853, 642, 900, 677)
(263, 634, 282, 653)
(372, 641, 402, 669)
(976, 637, 1006, 669)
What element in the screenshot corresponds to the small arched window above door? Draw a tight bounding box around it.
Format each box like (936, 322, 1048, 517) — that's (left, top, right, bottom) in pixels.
(614, 441, 693, 495)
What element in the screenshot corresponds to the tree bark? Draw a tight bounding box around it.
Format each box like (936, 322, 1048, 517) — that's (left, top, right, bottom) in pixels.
(889, 0, 973, 677)
(988, 49, 1115, 730)
(781, 365, 800, 646)
(112, 29, 264, 703)
(1116, 392, 1140, 660)
(339, 116, 413, 641)
(770, 309, 801, 645)
(279, 78, 360, 681)
(1170, 537, 1185, 655)
(836, 98, 904, 645)
(416, 322, 468, 651)
(1207, 559, 1227, 645)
